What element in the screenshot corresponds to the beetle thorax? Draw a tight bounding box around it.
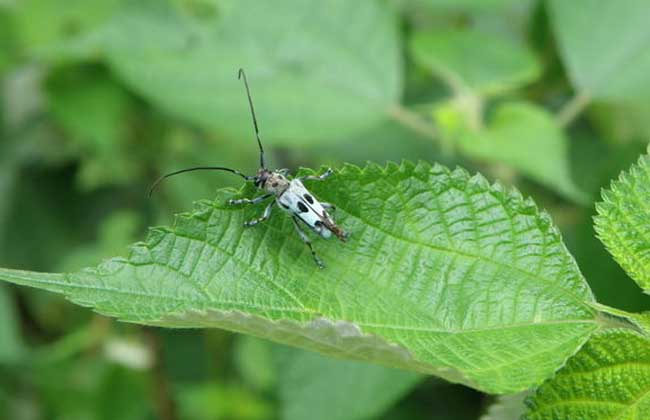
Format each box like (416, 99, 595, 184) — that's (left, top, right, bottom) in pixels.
(260, 170, 290, 195)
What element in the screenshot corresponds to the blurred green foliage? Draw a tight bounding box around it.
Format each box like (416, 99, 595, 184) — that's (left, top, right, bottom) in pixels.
(1, 0, 649, 419)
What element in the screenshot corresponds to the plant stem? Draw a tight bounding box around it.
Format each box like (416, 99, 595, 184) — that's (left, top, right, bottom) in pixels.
(557, 91, 592, 128)
(387, 104, 439, 141)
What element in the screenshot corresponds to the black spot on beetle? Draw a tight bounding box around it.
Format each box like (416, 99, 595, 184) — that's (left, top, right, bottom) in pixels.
(303, 193, 314, 204)
(314, 220, 323, 227)
(297, 202, 309, 213)
(272, 182, 278, 187)
(280, 202, 290, 210)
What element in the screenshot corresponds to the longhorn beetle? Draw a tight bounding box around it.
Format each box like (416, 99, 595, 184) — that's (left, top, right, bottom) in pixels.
(149, 69, 348, 268)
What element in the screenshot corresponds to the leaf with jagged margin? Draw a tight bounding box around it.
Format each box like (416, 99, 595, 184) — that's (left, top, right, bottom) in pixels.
(524, 329, 650, 420)
(549, 0, 650, 101)
(595, 150, 650, 293)
(98, 0, 401, 145)
(410, 29, 540, 96)
(481, 392, 530, 420)
(0, 162, 598, 393)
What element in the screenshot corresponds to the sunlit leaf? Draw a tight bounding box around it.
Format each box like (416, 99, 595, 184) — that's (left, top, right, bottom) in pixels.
(0, 162, 598, 393)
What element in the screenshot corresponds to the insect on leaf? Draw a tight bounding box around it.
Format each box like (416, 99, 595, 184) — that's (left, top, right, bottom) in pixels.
(0, 162, 598, 394)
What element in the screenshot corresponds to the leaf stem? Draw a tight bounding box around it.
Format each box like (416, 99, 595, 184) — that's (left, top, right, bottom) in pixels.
(557, 91, 592, 128)
(387, 104, 439, 141)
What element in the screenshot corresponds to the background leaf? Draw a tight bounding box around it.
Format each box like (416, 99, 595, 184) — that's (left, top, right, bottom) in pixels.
(481, 392, 530, 420)
(449, 102, 586, 203)
(549, 0, 650, 100)
(100, 0, 401, 145)
(524, 329, 650, 420)
(0, 285, 23, 364)
(595, 150, 650, 293)
(0, 162, 597, 393)
(410, 28, 540, 96)
(275, 346, 422, 420)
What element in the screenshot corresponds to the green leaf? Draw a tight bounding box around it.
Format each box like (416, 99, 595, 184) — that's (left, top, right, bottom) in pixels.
(12, 0, 121, 62)
(403, 0, 522, 12)
(275, 346, 422, 420)
(452, 102, 587, 203)
(595, 151, 650, 293)
(0, 285, 23, 364)
(549, 0, 650, 100)
(481, 393, 530, 420)
(409, 29, 540, 96)
(524, 330, 650, 420)
(0, 162, 598, 393)
(101, 0, 401, 145)
(46, 67, 137, 190)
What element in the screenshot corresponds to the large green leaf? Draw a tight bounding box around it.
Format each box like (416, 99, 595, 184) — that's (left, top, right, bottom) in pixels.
(101, 0, 401, 145)
(595, 150, 650, 293)
(524, 329, 650, 420)
(0, 162, 597, 393)
(410, 28, 540, 96)
(549, 0, 650, 100)
(275, 346, 422, 420)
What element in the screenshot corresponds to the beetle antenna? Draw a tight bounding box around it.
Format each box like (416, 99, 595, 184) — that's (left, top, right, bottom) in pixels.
(148, 166, 253, 197)
(238, 68, 265, 169)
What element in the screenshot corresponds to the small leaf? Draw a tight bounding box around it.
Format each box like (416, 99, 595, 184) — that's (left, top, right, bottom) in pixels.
(454, 102, 587, 203)
(549, 0, 650, 100)
(524, 329, 650, 420)
(410, 29, 540, 96)
(101, 0, 401, 144)
(275, 346, 422, 420)
(0, 162, 597, 393)
(595, 151, 650, 293)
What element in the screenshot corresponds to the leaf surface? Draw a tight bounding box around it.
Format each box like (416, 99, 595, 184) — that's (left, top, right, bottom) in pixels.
(0, 162, 597, 393)
(449, 102, 587, 203)
(101, 0, 401, 144)
(481, 393, 530, 420)
(410, 29, 540, 96)
(524, 330, 650, 420)
(549, 0, 650, 100)
(595, 150, 650, 293)
(275, 346, 422, 420)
